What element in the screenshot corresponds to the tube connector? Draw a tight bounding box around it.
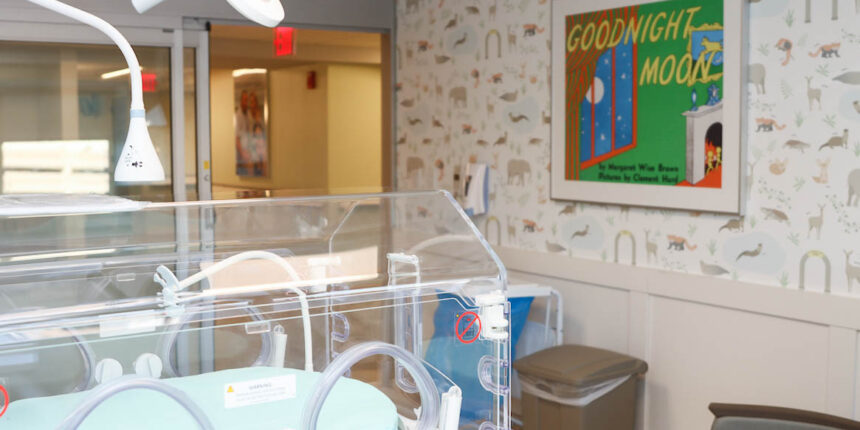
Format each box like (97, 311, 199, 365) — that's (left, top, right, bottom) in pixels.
(154, 265, 184, 317)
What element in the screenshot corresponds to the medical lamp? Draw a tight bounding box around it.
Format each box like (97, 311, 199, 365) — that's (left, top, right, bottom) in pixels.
(132, 0, 285, 28)
(27, 0, 165, 183)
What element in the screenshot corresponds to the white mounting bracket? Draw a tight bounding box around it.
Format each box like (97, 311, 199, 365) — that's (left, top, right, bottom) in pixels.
(476, 291, 509, 341)
(154, 265, 184, 317)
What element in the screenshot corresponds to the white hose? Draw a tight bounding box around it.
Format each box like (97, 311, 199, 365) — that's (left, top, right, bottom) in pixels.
(301, 342, 440, 430)
(160, 251, 313, 371)
(26, 0, 144, 112)
(159, 301, 273, 378)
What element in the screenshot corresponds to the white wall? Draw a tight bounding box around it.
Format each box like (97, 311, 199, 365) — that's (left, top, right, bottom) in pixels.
(503, 246, 860, 429)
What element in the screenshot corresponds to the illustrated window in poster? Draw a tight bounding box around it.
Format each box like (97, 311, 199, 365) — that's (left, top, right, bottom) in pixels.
(234, 70, 270, 178)
(552, 0, 746, 214)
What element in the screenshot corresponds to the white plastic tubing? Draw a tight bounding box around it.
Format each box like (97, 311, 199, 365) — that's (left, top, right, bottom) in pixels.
(26, 0, 145, 112)
(165, 251, 314, 371)
(58, 376, 214, 430)
(159, 300, 273, 378)
(300, 342, 440, 430)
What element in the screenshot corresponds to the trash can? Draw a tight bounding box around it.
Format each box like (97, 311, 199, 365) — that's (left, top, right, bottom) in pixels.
(513, 344, 647, 430)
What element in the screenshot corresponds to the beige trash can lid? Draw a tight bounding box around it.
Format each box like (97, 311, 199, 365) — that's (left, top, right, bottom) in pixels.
(513, 345, 647, 390)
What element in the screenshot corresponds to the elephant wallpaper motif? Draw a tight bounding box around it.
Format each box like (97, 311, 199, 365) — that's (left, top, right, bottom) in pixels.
(395, 0, 860, 295)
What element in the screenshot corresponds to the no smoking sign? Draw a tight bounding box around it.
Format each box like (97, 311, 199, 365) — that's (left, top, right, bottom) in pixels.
(455, 311, 482, 344)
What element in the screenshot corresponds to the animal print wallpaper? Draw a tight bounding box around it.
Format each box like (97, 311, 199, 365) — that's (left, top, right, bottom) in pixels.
(395, 0, 860, 295)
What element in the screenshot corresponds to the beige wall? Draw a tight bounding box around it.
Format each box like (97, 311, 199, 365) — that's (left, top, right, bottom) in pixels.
(327, 64, 382, 193)
(271, 66, 329, 192)
(211, 64, 381, 194)
(211, 65, 328, 191)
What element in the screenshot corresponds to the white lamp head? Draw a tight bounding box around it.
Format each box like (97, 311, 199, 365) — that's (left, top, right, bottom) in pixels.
(132, 0, 284, 27)
(225, 0, 284, 27)
(114, 113, 165, 182)
(131, 0, 163, 13)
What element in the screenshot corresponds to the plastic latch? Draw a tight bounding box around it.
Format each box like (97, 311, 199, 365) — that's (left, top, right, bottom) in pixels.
(308, 255, 341, 293)
(387, 253, 420, 266)
(386, 253, 421, 280)
(476, 291, 509, 341)
(330, 312, 350, 343)
(153, 265, 184, 317)
(245, 320, 272, 335)
(133, 353, 163, 378)
(94, 358, 124, 385)
(438, 386, 462, 430)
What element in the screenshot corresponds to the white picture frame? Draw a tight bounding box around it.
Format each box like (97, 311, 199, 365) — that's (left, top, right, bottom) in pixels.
(551, 0, 748, 214)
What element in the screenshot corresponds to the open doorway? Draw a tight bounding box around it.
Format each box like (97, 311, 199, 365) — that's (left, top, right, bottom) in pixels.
(209, 25, 390, 198)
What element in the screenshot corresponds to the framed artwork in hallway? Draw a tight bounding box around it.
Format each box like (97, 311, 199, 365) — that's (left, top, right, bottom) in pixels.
(551, 0, 748, 214)
(234, 69, 270, 178)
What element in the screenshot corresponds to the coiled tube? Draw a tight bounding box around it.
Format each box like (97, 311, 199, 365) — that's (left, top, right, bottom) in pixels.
(301, 342, 440, 430)
(159, 301, 272, 378)
(57, 376, 214, 430)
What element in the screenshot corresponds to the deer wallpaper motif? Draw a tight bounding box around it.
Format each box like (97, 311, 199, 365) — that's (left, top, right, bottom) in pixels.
(396, 0, 860, 295)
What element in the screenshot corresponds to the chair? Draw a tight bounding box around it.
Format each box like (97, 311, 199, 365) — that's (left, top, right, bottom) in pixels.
(710, 403, 860, 430)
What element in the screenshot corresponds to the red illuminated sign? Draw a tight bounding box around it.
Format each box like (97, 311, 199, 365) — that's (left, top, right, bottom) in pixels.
(142, 73, 157, 92)
(274, 27, 295, 56)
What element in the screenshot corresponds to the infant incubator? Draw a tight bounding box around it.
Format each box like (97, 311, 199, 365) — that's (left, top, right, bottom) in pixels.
(0, 191, 512, 429)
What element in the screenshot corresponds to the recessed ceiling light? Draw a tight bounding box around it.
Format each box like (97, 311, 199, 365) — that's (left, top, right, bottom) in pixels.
(232, 68, 267, 78)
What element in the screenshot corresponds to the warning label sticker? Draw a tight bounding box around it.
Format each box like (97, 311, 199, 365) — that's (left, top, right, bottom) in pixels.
(224, 375, 296, 409)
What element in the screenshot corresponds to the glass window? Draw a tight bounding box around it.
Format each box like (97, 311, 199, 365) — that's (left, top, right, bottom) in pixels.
(0, 41, 176, 201)
(184, 47, 198, 201)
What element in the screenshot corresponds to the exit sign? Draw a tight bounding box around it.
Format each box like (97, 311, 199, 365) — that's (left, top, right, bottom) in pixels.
(142, 73, 157, 92)
(274, 27, 295, 56)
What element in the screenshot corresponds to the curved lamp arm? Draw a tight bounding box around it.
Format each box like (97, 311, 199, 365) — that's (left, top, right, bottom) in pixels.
(27, 0, 164, 182)
(28, 0, 144, 111)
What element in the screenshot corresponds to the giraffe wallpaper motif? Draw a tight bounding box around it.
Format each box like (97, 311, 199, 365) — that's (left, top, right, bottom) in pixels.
(396, 0, 860, 295)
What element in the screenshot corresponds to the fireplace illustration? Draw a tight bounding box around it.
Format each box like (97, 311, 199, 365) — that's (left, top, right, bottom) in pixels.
(682, 101, 723, 185)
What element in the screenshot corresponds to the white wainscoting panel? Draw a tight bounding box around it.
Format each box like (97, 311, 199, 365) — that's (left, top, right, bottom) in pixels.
(500, 246, 860, 429)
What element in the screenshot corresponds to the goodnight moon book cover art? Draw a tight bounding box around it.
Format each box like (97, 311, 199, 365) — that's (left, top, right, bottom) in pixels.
(564, 0, 725, 189)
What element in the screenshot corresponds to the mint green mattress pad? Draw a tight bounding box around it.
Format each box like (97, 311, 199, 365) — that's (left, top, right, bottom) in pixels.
(0, 367, 398, 429)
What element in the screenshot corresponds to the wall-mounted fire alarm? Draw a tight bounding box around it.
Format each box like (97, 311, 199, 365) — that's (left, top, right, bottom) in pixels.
(307, 71, 317, 90)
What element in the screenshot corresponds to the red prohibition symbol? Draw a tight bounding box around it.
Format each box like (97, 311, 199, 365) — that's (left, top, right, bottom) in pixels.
(455, 311, 482, 344)
(0, 384, 8, 418)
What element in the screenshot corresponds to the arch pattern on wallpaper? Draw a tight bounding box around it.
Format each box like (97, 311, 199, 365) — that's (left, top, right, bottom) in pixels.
(799, 250, 831, 293)
(485, 29, 501, 59)
(484, 216, 501, 246)
(614, 230, 636, 266)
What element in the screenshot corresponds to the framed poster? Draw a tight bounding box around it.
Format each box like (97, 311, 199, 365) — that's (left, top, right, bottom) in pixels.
(234, 70, 270, 177)
(551, 0, 748, 214)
